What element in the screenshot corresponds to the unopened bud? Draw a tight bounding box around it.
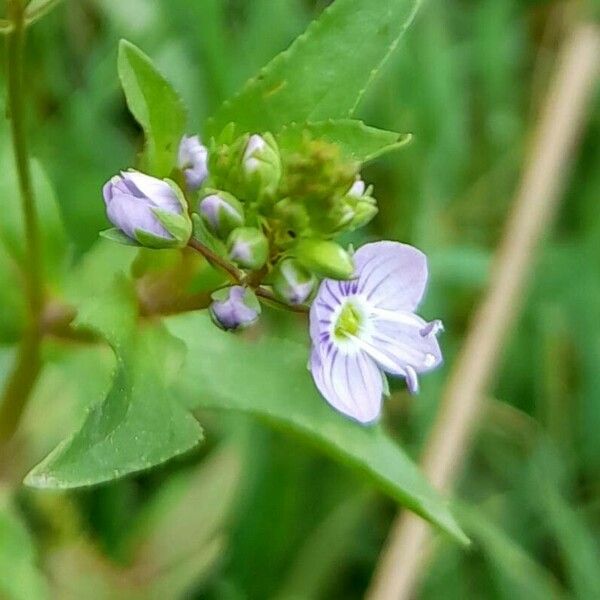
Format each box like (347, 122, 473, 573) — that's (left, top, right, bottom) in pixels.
(272, 259, 316, 305)
(101, 170, 191, 249)
(295, 239, 354, 280)
(242, 133, 282, 198)
(178, 135, 208, 191)
(198, 190, 244, 239)
(227, 227, 269, 270)
(210, 286, 261, 331)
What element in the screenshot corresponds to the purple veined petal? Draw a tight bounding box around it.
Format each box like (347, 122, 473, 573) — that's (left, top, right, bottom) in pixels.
(106, 193, 171, 240)
(362, 316, 443, 376)
(354, 241, 428, 312)
(122, 171, 181, 213)
(309, 346, 383, 424)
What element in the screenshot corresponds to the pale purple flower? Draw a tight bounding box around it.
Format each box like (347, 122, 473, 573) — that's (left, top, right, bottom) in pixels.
(309, 241, 443, 424)
(210, 286, 260, 331)
(178, 135, 208, 190)
(103, 170, 182, 240)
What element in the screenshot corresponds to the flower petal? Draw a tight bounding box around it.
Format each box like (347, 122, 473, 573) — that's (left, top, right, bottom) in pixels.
(106, 193, 170, 240)
(354, 241, 428, 311)
(310, 347, 383, 424)
(363, 315, 443, 377)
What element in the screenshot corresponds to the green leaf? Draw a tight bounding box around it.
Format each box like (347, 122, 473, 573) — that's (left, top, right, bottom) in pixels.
(166, 312, 467, 543)
(278, 120, 412, 163)
(0, 493, 49, 600)
(118, 39, 187, 177)
(455, 503, 566, 600)
(25, 268, 202, 489)
(0, 137, 69, 341)
(208, 0, 421, 135)
(24, 0, 64, 26)
(99, 228, 138, 246)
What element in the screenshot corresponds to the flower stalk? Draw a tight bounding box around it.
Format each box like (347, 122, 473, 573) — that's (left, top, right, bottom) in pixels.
(0, 0, 44, 443)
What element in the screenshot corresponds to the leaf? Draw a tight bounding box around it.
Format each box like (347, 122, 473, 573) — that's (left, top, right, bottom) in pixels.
(118, 39, 187, 177)
(25, 270, 202, 489)
(0, 493, 49, 600)
(208, 0, 421, 135)
(0, 140, 69, 341)
(278, 120, 412, 163)
(24, 0, 64, 26)
(166, 312, 467, 543)
(454, 503, 566, 600)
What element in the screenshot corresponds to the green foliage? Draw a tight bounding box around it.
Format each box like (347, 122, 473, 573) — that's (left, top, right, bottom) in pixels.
(208, 0, 421, 135)
(25, 244, 202, 488)
(278, 119, 411, 163)
(167, 312, 466, 543)
(117, 39, 187, 177)
(0, 494, 48, 600)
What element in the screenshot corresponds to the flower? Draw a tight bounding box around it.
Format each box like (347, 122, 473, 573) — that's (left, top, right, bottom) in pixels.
(178, 135, 208, 190)
(210, 286, 261, 331)
(102, 170, 191, 248)
(309, 241, 443, 424)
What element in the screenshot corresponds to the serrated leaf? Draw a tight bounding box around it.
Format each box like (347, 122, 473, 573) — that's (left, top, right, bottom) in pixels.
(118, 39, 187, 177)
(166, 312, 467, 544)
(208, 0, 421, 135)
(278, 120, 412, 163)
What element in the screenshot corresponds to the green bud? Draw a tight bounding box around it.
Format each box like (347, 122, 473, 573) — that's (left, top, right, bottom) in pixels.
(227, 226, 269, 270)
(295, 239, 354, 280)
(271, 259, 316, 306)
(198, 189, 244, 239)
(242, 133, 282, 199)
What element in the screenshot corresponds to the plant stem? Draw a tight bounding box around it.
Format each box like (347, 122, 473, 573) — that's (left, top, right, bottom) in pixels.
(187, 239, 309, 314)
(255, 287, 309, 314)
(187, 238, 243, 283)
(0, 0, 44, 443)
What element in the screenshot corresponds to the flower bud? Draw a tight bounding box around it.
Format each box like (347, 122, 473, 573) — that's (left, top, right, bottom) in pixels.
(271, 259, 316, 305)
(340, 178, 378, 231)
(198, 190, 244, 239)
(242, 133, 282, 197)
(227, 227, 269, 270)
(102, 170, 191, 249)
(210, 286, 261, 331)
(295, 239, 354, 280)
(178, 135, 208, 190)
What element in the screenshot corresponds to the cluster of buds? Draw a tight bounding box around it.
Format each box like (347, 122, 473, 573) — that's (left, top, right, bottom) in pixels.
(102, 128, 380, 331)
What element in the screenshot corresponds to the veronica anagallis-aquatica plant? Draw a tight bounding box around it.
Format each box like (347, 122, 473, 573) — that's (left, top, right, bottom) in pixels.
(0, 0, 468, 546)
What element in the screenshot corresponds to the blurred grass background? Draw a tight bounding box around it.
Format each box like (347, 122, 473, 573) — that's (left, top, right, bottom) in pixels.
(1, 0, 599, 598)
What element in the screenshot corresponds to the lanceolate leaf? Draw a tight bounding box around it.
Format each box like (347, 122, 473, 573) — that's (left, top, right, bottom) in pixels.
(118, 39, 187, 177)
(167, 313, 467, 543)
(278, 120, 412, 163)
(208, 0, 421, 135)
(25, 259, 202, 489)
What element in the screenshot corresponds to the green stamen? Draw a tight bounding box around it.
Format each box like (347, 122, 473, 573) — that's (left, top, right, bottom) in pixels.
(335, 302, 362, 338)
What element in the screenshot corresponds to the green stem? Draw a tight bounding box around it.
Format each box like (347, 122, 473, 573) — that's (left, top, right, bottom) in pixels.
(0, 0, 44, 444)
(187, 238, 243, 283)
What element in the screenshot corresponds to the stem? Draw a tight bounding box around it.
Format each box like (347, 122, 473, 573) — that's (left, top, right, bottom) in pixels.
(255, 288, 309, 314)
(187, 238, 243, 283)
(187, 239, 310, 314)
(0, 0, 44, 443)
